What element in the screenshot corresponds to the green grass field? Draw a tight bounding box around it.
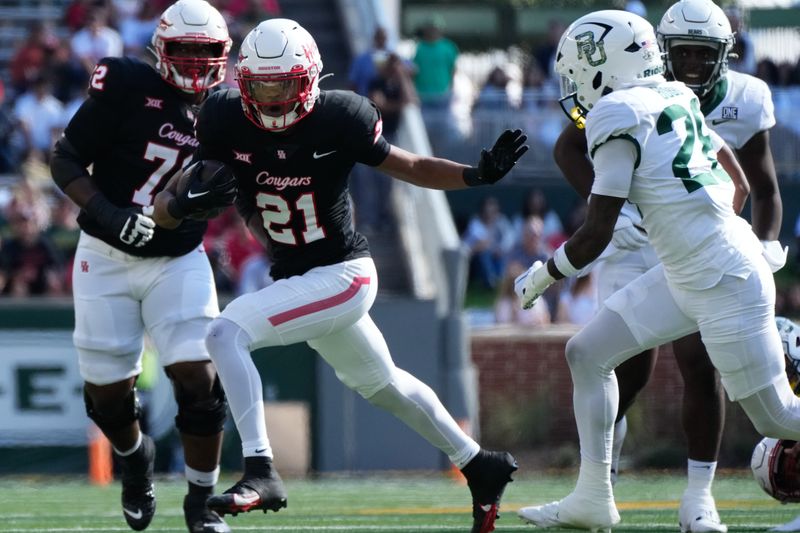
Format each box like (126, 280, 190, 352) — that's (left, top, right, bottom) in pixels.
(1, 470, 795, 532)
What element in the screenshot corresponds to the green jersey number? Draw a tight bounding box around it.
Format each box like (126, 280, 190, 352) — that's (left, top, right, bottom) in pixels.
(656, 98, 730, 193)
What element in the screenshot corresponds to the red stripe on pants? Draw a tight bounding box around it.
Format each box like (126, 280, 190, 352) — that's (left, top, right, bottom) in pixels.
(268, 276, 371, 326)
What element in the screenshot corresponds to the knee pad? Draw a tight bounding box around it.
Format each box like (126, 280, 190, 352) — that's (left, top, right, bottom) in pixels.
(84, 386, 140, 433)
(169, 372, 227, 436)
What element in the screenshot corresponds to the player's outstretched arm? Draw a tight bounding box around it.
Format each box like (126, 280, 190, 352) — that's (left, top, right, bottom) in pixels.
(377, 129, 528, 190)
(716, 142, 749, 214)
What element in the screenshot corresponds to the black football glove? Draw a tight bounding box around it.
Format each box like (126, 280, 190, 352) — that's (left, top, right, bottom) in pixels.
(85, 194, 155, 247)
(169, 161, 238, 219)
(463, 128, 529, 186)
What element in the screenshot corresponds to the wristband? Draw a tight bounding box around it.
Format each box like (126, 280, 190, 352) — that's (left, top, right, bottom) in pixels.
(84, 193, 118, 227)
(553, 243, 580, 278)
(462, 167, 483, 187)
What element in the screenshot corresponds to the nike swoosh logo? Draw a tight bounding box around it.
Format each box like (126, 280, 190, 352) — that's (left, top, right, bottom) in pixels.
(711, 118, 733, 125)
(312, 150, 336, 159)
(480, 504, 493, 512)
(187, 190, 209, 199)
(232, 493, 260, 506)
(255, 448, 267, 454)
(123, 507, 143, 520)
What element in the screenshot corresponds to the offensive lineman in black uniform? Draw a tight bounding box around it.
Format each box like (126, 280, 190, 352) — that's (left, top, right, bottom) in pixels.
(153, 19, 527, 533)
(49, 1, 235, 532)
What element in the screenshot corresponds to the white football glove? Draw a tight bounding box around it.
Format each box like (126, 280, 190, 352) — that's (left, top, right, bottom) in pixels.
(119, 209, 156, 247)
(514, 260, 556, 310)
(762, 240, 788, 273)
(611, 214, 648, 251)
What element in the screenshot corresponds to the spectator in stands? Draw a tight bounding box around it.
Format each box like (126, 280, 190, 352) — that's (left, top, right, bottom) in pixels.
(413, 19, 459, 152)
(12, 76, 65, 163)
(0, 81, 26, 174)
(9, 22, 60, 96)
(532, 19, 566, 81)
(70, 8, 123, 75)
(462, 195, 515, 290)
(119, 2, 160, 57)
(726, 6, 757, 75)
(512, 189, 565, 250)
(63, 0, 95, 33)
(556, 274, 597, 326)
(45, 193, 81, 270)
(215, 215, 262, 288)
(349, 27, 391, 97)
(506, 215, 549, 271)
(495, 261, 550, 327)
(473, 66, 512, 111)
(347, 52, 419, 233)
(0, 208, 64, 296)
(520, 61, 548, 110)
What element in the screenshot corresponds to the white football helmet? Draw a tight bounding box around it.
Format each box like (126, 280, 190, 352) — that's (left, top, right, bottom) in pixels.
(555, 10, 664, 128)
(151, 0, 231, 93)
(235, 18, 323, 131)
(657, 0, 734, 98)
(751, 437, 800, 503)
(777, 316, 800, 393)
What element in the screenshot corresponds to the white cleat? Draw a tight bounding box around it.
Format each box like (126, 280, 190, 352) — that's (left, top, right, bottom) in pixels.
(518, 492, 620, 532)
(771, 515, 800, 532)
(679, 493, 727, 533)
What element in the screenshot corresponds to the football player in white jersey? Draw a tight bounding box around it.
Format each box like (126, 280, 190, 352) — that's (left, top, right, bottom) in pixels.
(541, 1, 783, 531)
(514, 10, 797, 532)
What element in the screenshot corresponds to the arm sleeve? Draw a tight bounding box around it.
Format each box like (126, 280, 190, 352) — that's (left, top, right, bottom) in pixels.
(590, 138, 637, 199)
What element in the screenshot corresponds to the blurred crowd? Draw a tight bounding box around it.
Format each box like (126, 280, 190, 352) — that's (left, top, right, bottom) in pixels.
(1, 0, 800, 326)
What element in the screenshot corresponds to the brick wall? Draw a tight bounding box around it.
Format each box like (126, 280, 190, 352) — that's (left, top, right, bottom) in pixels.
(470, 325, 760, 466)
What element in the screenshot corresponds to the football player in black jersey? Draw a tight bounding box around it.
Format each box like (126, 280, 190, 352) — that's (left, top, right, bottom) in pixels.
(152, 18, 526, 533)
(49, 1, 235, 532)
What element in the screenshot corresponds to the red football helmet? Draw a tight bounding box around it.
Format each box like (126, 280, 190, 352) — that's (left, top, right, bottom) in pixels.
(751, 437, 800, 503)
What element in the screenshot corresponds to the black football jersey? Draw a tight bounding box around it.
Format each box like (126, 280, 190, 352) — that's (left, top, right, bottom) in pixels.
(195, 89, 391, 279)
(63, 57, 206, 257)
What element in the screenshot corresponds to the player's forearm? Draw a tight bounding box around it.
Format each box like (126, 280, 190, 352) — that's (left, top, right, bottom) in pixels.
(554, 125, 593, 199)
(751, 191, 782, 240)
(717, 143, 749, 214)
(380, 148, 470, 190)
(152, 189, 182, 229)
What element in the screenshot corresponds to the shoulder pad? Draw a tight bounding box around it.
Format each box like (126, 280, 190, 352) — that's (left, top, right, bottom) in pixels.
(87, 57, 157, 103)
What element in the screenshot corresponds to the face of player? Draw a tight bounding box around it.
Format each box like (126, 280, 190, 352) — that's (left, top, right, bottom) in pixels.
(669, 44, 718, 89)
(245, 77, 303, 117)
(164, 41, 225, 78)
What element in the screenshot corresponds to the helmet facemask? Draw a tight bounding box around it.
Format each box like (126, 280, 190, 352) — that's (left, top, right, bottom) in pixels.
(664, 38, 728, 98)
(237, 66, 319, 131)
(157, 38, 229, 93)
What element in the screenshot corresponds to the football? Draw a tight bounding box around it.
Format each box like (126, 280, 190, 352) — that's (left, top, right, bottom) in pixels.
(174, 159, 235, 220)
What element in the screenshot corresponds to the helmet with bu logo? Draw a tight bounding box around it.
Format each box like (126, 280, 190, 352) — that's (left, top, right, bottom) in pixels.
(235, 18, 323, 131)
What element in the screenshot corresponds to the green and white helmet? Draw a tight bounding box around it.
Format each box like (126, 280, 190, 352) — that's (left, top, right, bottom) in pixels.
(657, 0, 734, 98)
(555, 9, 665, 127)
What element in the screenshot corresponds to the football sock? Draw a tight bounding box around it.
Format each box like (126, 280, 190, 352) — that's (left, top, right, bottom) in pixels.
(611, 416, 627, 477)
(576, 454, 613, 499)
(186, 465, 219, 495)
(687, 459, 716, 494)
(206, 318, 273, 458)
(114, 432, 143, 457)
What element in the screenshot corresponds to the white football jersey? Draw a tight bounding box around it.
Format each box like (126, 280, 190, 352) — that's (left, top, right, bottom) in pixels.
(587, 81, 762, 290)
(702, 70, 775, 150)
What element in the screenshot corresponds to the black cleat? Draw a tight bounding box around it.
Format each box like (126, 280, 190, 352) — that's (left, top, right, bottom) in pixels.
(206, 462, 287, 517)
(118, 434, 157, 531)
(184, 494, 231, 533)
(461, 449, 518, 533)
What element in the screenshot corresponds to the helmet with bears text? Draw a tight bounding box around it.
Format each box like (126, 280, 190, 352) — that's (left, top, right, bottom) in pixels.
(657, 0, 734, 98)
